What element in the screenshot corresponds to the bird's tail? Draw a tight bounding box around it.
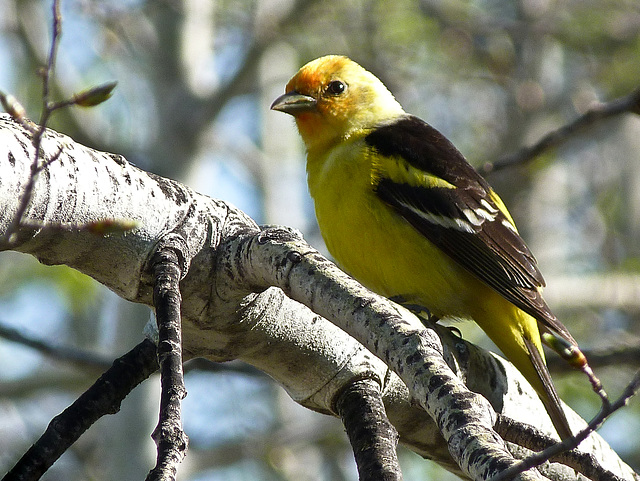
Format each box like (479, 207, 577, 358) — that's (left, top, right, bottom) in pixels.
(470, 295, 574, 439)
(523, 336, 573, 440)
(477, 301, 573, 440)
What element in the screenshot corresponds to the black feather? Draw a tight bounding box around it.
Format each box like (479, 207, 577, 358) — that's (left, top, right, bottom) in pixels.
(367, 115, 576, 345)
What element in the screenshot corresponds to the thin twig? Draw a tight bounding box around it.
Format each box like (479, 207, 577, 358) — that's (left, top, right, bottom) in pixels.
(0, 1, 116, 250)
(336, 378, 403, 481)
(40, 0, 62, 122)
(2, 340, 159, 481)
(490, 370, 640, 481)
(497, 417, 626, 481)
(0, 321, 112, 371)
(480, 87, 640, 175)
(0, 0, 64, 249)
(547, 342, 640, 372)
(146, 245, 188, 481)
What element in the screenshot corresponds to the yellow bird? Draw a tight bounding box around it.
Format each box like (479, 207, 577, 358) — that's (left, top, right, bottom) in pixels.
(271, 55, 585, 439)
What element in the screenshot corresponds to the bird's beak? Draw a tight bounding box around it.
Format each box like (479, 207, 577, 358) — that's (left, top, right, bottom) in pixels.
(270, 91, 317, 115)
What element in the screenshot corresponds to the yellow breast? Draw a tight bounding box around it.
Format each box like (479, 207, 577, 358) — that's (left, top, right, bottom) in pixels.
(306, 137, 487, 319)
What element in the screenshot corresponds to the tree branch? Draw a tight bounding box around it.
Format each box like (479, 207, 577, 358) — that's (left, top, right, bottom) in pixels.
(492, 370, 640, 481)
(2, 340, 158, 481)
(0, 321, 113, 371)
(497, 417, 629, 481)
(335, 378, 402, 481)
(146, 244, 189, 481)
(479, 87, 640, 175)
(219, 226, 546, 480)
(548, 342, 640, 372)
(1, 115, 637, 480)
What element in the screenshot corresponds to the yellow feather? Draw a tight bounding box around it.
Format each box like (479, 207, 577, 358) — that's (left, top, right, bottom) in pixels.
(370, 153, 457, 190)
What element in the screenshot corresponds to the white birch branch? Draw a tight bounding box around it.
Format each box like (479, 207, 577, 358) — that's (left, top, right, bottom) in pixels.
(0, 113, 636, 481)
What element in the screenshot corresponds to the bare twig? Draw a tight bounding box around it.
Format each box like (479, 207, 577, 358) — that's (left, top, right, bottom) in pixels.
(2, 339, 159, 481)
(547, 342, 640, 373)
(0, 0, 117, 250)
(335, 378, 403, 481)
(40, 0, 62, 115)
(497, 417, 626, 481)
(480, 87, 640, 175)
(0, 1, 63, 249)
(0, 321, 112, 371)
(0, 319, 261, 379)
(146, 244, 188, 481)
(490, 370, 640, 481)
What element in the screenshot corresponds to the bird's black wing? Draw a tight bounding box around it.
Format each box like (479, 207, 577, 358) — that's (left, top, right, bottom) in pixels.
(366, 115, 575, 344)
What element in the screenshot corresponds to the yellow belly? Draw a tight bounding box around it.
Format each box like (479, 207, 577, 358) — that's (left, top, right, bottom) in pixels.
(308, 139, 487, 319)
(306, 139, 544, 392)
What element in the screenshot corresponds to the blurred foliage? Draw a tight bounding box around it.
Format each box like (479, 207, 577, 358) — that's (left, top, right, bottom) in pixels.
(1, 0, 639, 479)
(0, 254, 99, 317)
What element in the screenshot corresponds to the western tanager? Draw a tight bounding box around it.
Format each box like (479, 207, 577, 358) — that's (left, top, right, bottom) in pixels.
(271, 55, 588, 439)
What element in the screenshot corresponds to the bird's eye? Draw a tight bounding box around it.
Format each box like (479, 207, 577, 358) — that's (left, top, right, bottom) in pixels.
(326, 80, 346, 95)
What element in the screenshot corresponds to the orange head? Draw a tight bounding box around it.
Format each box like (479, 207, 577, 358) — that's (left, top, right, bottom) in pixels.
(271, 55, 404, 152)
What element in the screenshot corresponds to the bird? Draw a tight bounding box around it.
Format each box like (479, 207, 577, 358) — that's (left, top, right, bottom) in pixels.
(271, 54, 589, 440)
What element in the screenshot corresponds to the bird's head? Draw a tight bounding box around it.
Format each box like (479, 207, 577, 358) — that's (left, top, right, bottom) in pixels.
(271, 55, 404, 152)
